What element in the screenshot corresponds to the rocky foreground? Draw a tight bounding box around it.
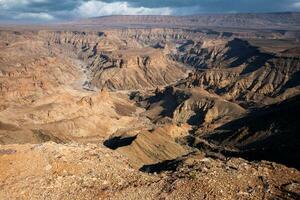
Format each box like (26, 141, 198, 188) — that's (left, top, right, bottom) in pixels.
(1, 142, 299, 200)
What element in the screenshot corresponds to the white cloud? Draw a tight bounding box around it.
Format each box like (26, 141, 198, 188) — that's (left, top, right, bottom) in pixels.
(292, 2, 300, 8)
(75, 0, 173, 18)
(14, 12, 54, 20)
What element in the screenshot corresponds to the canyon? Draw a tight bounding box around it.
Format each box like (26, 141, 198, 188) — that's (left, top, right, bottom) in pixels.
(0, 13, 300, 199)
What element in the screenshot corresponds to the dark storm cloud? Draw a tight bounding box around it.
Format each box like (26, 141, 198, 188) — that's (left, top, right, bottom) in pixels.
(0, 0, 300, 23)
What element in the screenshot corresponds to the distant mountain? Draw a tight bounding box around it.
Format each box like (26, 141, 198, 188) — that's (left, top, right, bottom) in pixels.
(73, 12, 300, 30)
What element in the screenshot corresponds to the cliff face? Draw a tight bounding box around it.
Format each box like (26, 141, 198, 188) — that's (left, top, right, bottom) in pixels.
(175, 38, 300, 106)
(40, 30, 188, 90)
(35, 29, 300, 101)
(196, 94, 300, 169)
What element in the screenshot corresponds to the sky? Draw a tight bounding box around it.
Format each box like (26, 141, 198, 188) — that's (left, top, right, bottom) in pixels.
(0, 0, 300, 23)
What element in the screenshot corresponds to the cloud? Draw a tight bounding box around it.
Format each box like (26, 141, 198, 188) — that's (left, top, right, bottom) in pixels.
(1, 0, 300, 23)
(292, 1, 300, 8)
(14, 12, 54, 20)
(0, 0, 47, 9)
(75, 0, 173, 18)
